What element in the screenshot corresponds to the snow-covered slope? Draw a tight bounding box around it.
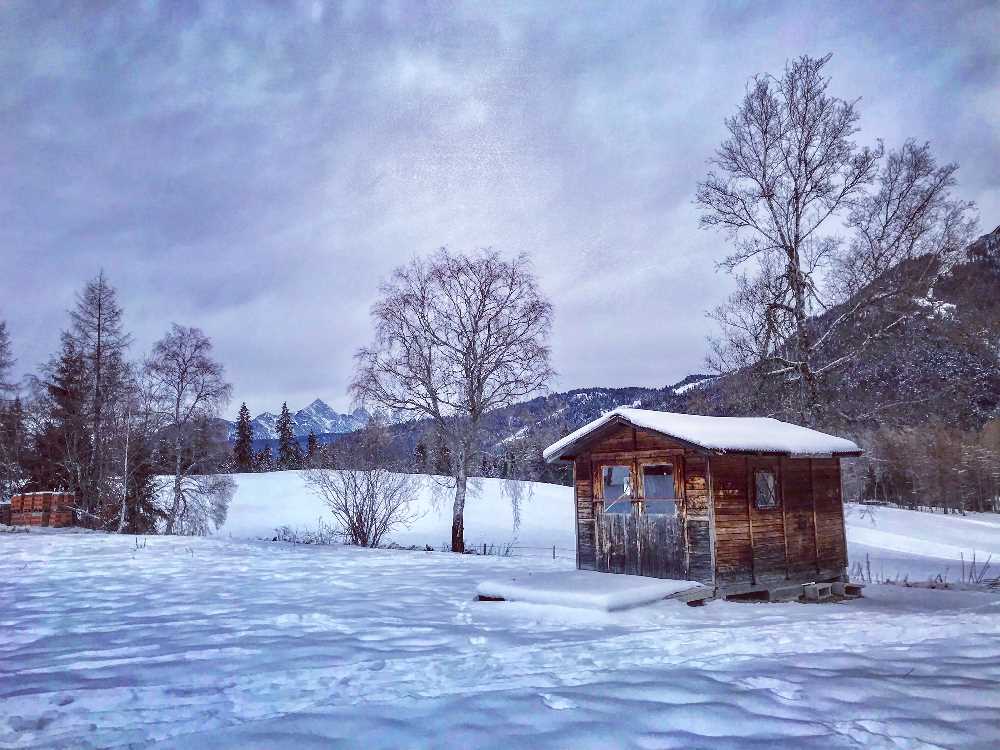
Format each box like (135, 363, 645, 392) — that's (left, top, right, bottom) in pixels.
(218, 472, 572, 552)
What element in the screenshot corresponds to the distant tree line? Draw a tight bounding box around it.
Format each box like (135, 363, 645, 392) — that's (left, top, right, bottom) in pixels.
(851, 422, 1000, 514)
(0, 273, 234, 534)
(230, 400, 323, 473)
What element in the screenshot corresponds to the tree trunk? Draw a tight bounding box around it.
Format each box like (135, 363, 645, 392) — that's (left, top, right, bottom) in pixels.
(166, 401, 183, 534)
(451, 450, 467, 553)
(116, 409, 130, 534)
(788, 254, 820, 426)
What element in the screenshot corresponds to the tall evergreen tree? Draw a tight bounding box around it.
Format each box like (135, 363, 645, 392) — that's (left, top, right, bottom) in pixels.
(67, 272, 132, 517)
(254, 446, 274, 472)
(0, 396, 26, 503)
(276, 401, 301, 469)
(0, 320, 14, 396)
(306, 431, 319, 464)
(0, 320, 26, 502)
(233, 402, 254, 472)
(30, 335, 91, 503)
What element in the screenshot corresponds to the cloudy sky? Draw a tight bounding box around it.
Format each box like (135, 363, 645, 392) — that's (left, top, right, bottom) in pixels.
(2, 0, 997, 417)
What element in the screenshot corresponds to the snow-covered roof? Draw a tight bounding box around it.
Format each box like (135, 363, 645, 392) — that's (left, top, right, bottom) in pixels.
(543, 407, 861, 462)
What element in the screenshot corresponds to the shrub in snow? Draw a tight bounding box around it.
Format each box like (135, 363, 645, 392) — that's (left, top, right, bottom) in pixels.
(272, 520, 339, 545)
(304, 465, 420, 548)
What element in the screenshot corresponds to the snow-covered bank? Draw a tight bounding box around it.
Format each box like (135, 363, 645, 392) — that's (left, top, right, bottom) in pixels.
(217, 471, 576, 552)
(2, 531, 999, 748)
(845, 504, 1000, 582)
(219, 471, 1000, 581)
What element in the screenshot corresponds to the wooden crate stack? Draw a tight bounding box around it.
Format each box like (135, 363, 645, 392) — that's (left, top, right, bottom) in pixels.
(8, 492, 75, 527)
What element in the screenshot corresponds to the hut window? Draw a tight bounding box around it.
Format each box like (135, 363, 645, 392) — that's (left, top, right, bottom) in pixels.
(754, 470, 779, 509)
(642, 464, 677, 515)
(601, 465, 632, 513)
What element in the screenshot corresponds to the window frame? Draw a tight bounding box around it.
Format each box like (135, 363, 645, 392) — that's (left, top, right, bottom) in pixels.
(753, 468, 780, 510)
(638, 459, 680, 516)
(594, 457, 684, 516)
(597, 462, 634, 514)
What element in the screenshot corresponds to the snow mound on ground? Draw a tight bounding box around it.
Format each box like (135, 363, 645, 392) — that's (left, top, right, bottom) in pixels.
(477, 570, 704, 610)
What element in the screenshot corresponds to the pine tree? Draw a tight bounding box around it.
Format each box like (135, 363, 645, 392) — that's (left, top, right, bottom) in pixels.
(67, 272, 132, 519)
(0, 320, 14, 396)
(121, 436, 161, 533)
(276, 402, 301, 469)
(306, 432, 319, 464)
(254, 446, 274, 472)
(233, 402, 254, 472)
(413, 441, 428, 473)
(0, 321, 25, 502)
(0, 396, 26, 503)
(32, 335, 91, 503)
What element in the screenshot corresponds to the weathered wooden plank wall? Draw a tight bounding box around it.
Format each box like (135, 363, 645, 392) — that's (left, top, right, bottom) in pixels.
(708, 454, 847, 587)
(709, 455, 753, 585)
(574, 456, 595, 570)
(595, 512, 685, 578)
(573, 424, 700, 580)
(780, 457, 819, 575)
(812, 458, 847, 570)
(747, 457, 787, 583)
(683, 453, 714, 583)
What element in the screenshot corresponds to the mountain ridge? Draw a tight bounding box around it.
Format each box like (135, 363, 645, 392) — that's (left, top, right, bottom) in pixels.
(224, 399, 369, 440)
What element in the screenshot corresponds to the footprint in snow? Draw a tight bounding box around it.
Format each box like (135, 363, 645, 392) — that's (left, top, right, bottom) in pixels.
(540, 693, 577, 711)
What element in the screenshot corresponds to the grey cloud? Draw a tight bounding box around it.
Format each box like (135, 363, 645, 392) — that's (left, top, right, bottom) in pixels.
(2, 0, 997, 416)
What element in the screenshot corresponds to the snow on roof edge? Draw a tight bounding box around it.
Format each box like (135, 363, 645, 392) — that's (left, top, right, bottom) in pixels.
(543, 407, 861, 462)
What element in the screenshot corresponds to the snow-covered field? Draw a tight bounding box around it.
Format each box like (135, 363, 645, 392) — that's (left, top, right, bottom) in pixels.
(218, 471, 1000, 582)
(2, 473, 1000, 748)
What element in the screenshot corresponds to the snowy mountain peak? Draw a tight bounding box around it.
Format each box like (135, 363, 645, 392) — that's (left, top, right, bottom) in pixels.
(225, 400, 369, 441)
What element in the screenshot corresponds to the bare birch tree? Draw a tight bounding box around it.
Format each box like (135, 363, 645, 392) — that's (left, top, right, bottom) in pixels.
(145, 324, 233, 535)
(352, 249, 553, 552)
(698, 54, 976, 425)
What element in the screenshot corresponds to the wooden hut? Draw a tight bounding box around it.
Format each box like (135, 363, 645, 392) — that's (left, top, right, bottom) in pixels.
(543, 408, 861, 599)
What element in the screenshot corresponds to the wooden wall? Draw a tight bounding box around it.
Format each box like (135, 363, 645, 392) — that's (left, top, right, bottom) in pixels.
(709, 455, 753, 584)
(574, 456, 595, 570)
(708, 454, 847, 587)
(812, 458, 848, 570)
(683, 454, 713, 583)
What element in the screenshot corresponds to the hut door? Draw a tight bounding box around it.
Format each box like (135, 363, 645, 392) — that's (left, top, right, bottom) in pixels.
(594, 461, 685, 579)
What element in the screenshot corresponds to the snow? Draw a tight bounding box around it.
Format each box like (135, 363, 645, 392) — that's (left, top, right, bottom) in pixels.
(3, 475, 1000, 748)
(219, 473, 998, 583)
(543, 407, 861, 461)
(672, 376, 715, 395)
(845, 504, 1000, 583)
(218, 472, 574, 552)
(476, 570, 705, 611)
